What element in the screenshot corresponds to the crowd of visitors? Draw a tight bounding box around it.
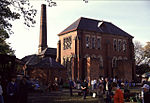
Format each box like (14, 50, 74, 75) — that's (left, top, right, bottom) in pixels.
(68, 76, 150, 103)
(0, 75, 43, 103)
(0, 75, 150, 103)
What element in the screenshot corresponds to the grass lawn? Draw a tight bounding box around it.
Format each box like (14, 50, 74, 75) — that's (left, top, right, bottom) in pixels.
(28, 88, 141, 103)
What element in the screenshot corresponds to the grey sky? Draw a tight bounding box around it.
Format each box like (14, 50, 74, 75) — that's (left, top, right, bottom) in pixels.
(7, 0, 150, 58)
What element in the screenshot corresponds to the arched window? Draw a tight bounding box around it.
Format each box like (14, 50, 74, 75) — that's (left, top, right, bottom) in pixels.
(91, 36, 96, 49)
(123, 40, 126, 52)
(118, 56, 122, 60)
(113, 39, 117, 51)
(98, 55, 103, 69)
(91, 54, 96, 59)
(118, 39, 122, 51)
(85, 35, 90, 48)
(63, 57, 66, 66)
(97, 37, 101, 49)
(124, 57, 128, 60)
(112, 57, 117, 68)
(84, 54, 90, 58)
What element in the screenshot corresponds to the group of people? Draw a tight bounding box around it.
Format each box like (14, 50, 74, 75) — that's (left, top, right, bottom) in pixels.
(47, 77, 64, 92)
(68, 76, 150, 103)
(88, 77, 124, 103)
(0, 75, 150, 103)
(0, 76, 29, 103)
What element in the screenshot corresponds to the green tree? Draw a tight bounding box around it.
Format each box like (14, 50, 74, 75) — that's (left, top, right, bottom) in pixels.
(0, 28, 14, 55)
(0, 0, 37, 32)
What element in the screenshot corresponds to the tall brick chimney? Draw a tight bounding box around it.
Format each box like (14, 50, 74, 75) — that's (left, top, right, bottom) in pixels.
(38, 4, 48, 54)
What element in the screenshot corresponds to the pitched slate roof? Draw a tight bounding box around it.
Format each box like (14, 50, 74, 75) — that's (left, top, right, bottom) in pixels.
(33, 57, 65, 69)
(21, 55, 64, 69)
(58, 17, 133, 38)
(21, 54, 41, 66)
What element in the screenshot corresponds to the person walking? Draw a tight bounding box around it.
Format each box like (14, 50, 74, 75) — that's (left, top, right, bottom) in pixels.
(81, 79, 88, 99)
(97, 79, 104, 103)
(6, 77, 17, 103)
(69, 80, 74, 96)
(17, 77, 28, 103)
(111, 82, 124, 103)
(0, 81, 4, 103)
(103, 77, 112, 103)
(141, 84, 150, 103)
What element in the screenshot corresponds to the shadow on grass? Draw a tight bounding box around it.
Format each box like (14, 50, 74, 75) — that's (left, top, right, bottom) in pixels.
(28, 92, 99, 103)
(52, 95, 99, 103)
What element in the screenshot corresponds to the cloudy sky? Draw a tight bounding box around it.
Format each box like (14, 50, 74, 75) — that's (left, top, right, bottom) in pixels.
(7, 0, 150, 59)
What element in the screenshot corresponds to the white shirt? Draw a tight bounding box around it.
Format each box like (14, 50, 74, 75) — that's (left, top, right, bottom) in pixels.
(0, 85, 3, 95)
(93, 80, 97, 84)
(106, 82, 109, 91)
(91, 80, 94, 85)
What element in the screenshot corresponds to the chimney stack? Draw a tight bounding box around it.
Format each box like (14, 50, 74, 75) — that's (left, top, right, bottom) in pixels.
(38, 4, 48, 54)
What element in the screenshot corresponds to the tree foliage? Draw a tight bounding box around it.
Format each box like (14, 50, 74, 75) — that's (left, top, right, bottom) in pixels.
(136, 64, 150, 75)
(134, 41, 150, 75)
(0, 28, 14, 55)
(0, 0, 37, 33)
(144, 42, 150, 59)
(0, 0, 37, 55)
(134, 40, 145, 65)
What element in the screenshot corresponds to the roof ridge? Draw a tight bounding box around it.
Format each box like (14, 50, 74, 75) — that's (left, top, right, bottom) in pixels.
(80, 17, 109, 23)
(58, 17, 82, 35)
(108, 22, 132, 37)
(58, 17, 133, 38)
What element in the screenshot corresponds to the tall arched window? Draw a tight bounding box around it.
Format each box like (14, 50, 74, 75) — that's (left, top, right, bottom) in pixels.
(84, 54, 90, 58)
(118, 39, 122, 51)
(113, 39, 117, 51)
(118, 56, 122, 60)
(123, 40, 126, 52)
(124, 57, 128, 60)
(98, 55, 103, 69)
(85, 35, 90, 48)
(63, 57, 66, 66)
(91, 54, 96, 59)
(112, 57, 117, 68)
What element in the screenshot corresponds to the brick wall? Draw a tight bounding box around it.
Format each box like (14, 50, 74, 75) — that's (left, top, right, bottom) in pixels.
(58, 29, 135, 81)
(28, 67, 67, 85)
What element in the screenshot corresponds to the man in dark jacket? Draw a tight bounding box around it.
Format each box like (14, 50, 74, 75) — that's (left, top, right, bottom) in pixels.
(69, 80, 74, 96)
(81, 80, 88, 99)
(7, 77, 17, 103)
(17, 77, 28, 103)
(103, 77, 112, 103)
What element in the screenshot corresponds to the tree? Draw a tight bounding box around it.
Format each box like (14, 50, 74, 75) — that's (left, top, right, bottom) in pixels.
(134, 41, 150, 75)
(0, 0, 37, 33)
(0, 0, 37, 54)
(134, 40, 145, 65)
(136, 64, 150, 76)
(0, 28, 14, 55)
(144, 42, 150, 64)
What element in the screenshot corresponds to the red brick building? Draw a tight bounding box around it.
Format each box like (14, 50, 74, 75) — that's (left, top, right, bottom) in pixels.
(57, 17, 135, 82)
